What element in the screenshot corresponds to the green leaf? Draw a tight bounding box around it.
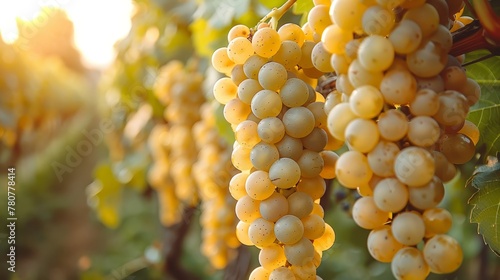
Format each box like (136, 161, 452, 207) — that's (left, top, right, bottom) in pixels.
(91, 163, 123, 228)
(293, 0, 314, 15)
(259, 0, 287, 9)
(467, 161, 500, 255)
(465, 51, 500, 156)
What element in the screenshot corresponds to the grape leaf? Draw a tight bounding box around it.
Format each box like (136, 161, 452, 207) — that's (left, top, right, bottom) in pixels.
(293, 0, 314, 15)
(465, 51, 500, 156)
(258, 0, 287, 9)
(467, 161, 500, 256)
(90, 163, 123, 228)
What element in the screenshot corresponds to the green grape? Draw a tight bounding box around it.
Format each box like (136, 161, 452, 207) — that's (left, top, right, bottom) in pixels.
(227, 37, 254, 64)
(336, 151, 373, 189)
(250, 142, 280, 171)
(271, 40, 302, 70)
(433, 90, 469, 127)
(307, 102, 327, 127)
(327, 103, 358, 141)
(249, 266, 271, 280)
(348, 59, 384, 88)
(422, 208, 452, 237)
(235, 195, 261, 223)
(391, 211, 425, 246)
(349, 85, 384, 119)
(231, 143, 253, 171)
(344, 118, 380, 153)
(362, 5, 395, 36)
(388, 20, 422, 55)
(276, 135, 303, 161)
(367, 140, 400, 177)
(409, 88, 440, 116)
(258, 117, 286, 144)
(391, 247, 430, 280)
(229, 172, 249, 200)
(245, 170, 276, 200)
(302, 128, 328, 152)
(352, 196, 390, 229)
(423, 234, 463, 274)
(297, 150, 324, 178)
(298, 41, 316, 69)
(238, 78, 263, 105)
(402, 3, 439, 37)
(287, 191, 314, 219)
(251, 89, 283, 119)
(407, 116, 440, 147)
(301, 214, 326, 240)
(377, 109, 408, 141)
(358, 35, 395, 72)
(330, 53, 352, 74)
(249, 217, 276, 247)
(394, 146, 435, 187)
(270, 267, 296, 280)
(223, 98, 251, 125)
(275, 214, 305, 244)
(231, 64, 247, 85)
(244, 55, 268, 79)
(408, 176, 445, 210)
(258, 62, 288, 91)
(367, 225, 404, 263)
(319, 151, 338, 179)
(313, 223, 335, 251)
(311, 42, 334, 72)
(259, 243, 287, 270)
(296, 176, 326, 200)
(282, 107, 316, 139)
(380, 68, 417, 105)
(284, 237, 315, 266)
(321, 24, 353, 55)
(235, 120, 260, 149)
(279, 78, 309, 107)
(373, 178, 409, 213)
(329, 0, 368, 33)
(269, 158, 301, 189)
(278, 23, 306, 47)
(252, 27, 281, 58)
(406, 41, 447, 78)
(429, 24, 453, 53)
(260, 191, 289, 222)
(308, 4, 332, 35)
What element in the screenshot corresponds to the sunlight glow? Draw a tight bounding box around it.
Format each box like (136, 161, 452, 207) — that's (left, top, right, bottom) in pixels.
(0, 0, 133, 68)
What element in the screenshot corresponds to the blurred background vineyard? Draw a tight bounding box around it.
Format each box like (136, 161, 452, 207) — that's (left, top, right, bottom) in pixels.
(0, 0, 499, 280)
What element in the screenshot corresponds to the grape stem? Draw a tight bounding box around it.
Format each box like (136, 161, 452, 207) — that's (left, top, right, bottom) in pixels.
(257, 0, 297, 30)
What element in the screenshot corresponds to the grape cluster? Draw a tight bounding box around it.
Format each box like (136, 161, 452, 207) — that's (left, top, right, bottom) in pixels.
(312, 0, 480, 279)
(192, 102, 240, 269)
(212, 21, 338, 279)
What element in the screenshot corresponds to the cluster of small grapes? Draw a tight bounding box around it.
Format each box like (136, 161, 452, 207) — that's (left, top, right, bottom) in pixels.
(192, 102, 241, 269)
(148, 60, 206, 226)
(312, 0, 481, 279)
(211, 20, 338, 279)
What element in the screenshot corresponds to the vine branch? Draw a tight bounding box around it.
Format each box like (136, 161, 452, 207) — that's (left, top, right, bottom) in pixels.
(257, 0, 297, 29)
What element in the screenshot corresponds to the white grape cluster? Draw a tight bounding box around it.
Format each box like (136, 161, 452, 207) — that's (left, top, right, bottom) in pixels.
(148, 60, 206, 226)
(211, 20, 338, 280)
(310, 0, 481, 279)
(192, 102, 241, 269)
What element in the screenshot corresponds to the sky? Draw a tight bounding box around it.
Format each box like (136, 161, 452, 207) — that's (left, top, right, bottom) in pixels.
(0, 0, 133, 68)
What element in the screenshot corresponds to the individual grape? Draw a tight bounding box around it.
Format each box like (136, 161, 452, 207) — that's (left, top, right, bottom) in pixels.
(391, 247, 430, 280)
(327, 103, 358, 141)
(407, 116, 440, 147)
(245, 170, 276, 200)
(406, 41, 447, 78)
(282, 107, 316, 139)
(405, 4, 439, 35)
(458, 120, 480, 145)
(319, 151, 338, 179)
(250, 142, 280, 171)
(367, 225, 405, 263)
(251, 89, 283, 119)
(284, 237, 315, 266)
(308, 4, 332, 34)
(235, 120, 260, 149)
(311, 203, 325, 219)
(213, 77, 237, 104)
(358, 35, 395, 72)
(348, 59, 384, 88)
(336, 151, 373, 189)
(229, 172, 249, 200)
(409, 88, 440, 116)
(238, 79, 263, 105)
(344, 118, 380, 153)
(429, 24, 453, 53)
(231, 64, 247, 85)
(298, 41, 316, 69)
(422, 208, 452, 237)
(438, 133, 475, 164)
(259, 243, 287, 270)
(212, 47, 235, 75)
(270, 267, 296, 280)
(330, 53, 352, 74)
(329, 0, 368, 33)
(380, 68, 417, 105)
(314, 223, 336, 251)
(258, 62, 288, 91)
(423, 234, 463, 274)
(377, 109, 408, 142)
(227, 37, 254, 64)
(296, 176, 326, 200)
(301, 214, 326, 240)
(223, 98, 251, 125)
(433, 90, 469, 127)
(321, 25, 353, 55)
(269, 158, 301, 189)
(244, 55, 268, 79)
(312, 42, 334, 72)
(352, 196, 390, 229)
(408, 176, 445, 210)
(362, 5, 395, 36)
(276, 135, 303, 161)
(249, 266, 271, 280)
(373, 178, 409, 213)
(280, 78, 309, 107)
(302, 22, 315, 41)
(287, 191, 314, 219)
(432, 150, 457, 183)
(260, 191, 288, 222)
(391, 211, 425, 246)
(336, 74, 355, 95)
(297, 150, 324, 178)
(302, 128, 328, 153)
(235, 195, 261, 223)
(462, 78, 481, 106)
(291, 260, 317, 279)
(252, 27, 281, 58)
(394, 146, 435, 187)
(349, 85, 384, 119)
(367, 141, 400, 177)
(274, 215, 305, 244)
(232, 144, 253, 171)
(272, 41, 302, 70)
(236, 221, 253, 246)
(307, 102, 327, 127)
(249, 217, 276, 247)
(388, 20, 423, 55)
(228, 24, 250, 42)
(258, 117, 286, 144)
(278, 23, 306, 47)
